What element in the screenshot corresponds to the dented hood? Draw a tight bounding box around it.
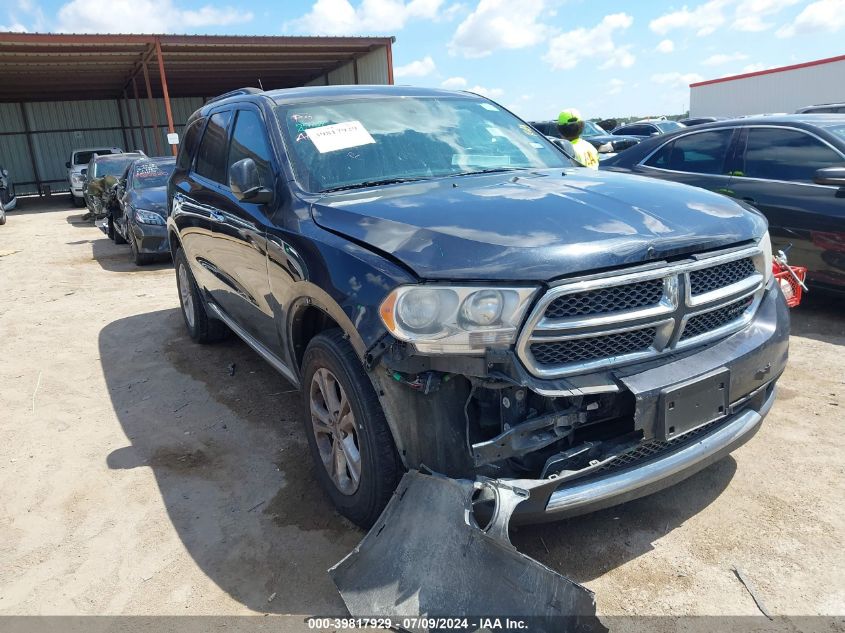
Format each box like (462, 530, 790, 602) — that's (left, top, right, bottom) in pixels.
(311, 168, 766, 281)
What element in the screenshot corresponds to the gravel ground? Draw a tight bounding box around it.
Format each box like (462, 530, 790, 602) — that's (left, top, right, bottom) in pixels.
(0, 199, 843, 623)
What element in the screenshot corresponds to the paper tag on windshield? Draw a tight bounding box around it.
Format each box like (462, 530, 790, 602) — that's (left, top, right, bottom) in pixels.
(305, 120, 375, 153)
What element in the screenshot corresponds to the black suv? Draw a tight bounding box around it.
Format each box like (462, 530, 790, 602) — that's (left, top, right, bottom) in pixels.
(168, 86, 789, 528)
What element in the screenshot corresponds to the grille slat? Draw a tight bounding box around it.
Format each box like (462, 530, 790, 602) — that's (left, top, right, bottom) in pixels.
(681, 296, 754, 341)
(530, 328, 656, 366)
(689, 257, 756, 296)
(544, 278, 663, 319)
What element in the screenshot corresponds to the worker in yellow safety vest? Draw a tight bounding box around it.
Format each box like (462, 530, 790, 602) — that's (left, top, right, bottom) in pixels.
(557, 108, 599, 170)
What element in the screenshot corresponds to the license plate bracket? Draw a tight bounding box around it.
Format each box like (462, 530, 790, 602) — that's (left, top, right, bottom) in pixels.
(659, 368, 730, 441)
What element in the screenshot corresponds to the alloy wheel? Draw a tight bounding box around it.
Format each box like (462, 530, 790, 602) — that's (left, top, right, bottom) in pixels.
(177, 262, 195, 329)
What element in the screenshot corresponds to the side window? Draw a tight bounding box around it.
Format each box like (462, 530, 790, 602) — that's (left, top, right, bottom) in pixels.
(177, 119, 204, 171)
(645, 129, 734, 174)
(194, 111, 233, 184)
(228, 109, 274, 188)
(742, 127, 843, 182)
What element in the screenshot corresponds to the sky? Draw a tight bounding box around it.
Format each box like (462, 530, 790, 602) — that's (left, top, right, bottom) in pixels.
(1, 0, 843, 120)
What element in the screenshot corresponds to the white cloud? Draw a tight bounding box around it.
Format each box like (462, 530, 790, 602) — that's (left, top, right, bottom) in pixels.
(776, 0, 845, 37)
(288, 0, 444, 35)
(742, 62, 768, 72)
(651, 71, 704, 86)
(441, 76, 468, 89)
(57, 0, 252, 32)
(702, 52, 748, 66)
(467, 85, 504, 99)
(449, 0, 548, 58)
(544, 13, 635, 70)
(732, 0, 800, 31)
(608, 78, 625, 95)
(649, 0, 730, 36)
(394, 55, 436, 78)
(0, 21, 28, 31)
(655, 38, 674, 53)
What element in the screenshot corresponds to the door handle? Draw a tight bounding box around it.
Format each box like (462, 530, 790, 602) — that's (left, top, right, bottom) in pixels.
(741, 196, 756, 205)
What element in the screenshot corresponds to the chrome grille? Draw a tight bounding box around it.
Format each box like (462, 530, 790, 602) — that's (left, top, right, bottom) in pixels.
(531, 328, 656, 366)
(517, 246, 767, 378)
(689, 257, 756, 296)
(681, 296, 754, 341)
(544, 279, 663, 319)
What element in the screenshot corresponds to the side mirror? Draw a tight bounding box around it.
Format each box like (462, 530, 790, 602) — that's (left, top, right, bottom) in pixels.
(229, 158, 272, 204)
(66, 161, 71, 168)
(81, 169, 87, 176)
(814, 165, 845, 186)
(650, 132, 661, 136)
(1, 169, 7, 177)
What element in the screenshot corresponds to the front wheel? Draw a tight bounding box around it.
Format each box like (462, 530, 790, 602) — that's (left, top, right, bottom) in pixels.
(301, 330, 400, 528)
(173, 247, 229, 343)
(0, 203, 6, 225)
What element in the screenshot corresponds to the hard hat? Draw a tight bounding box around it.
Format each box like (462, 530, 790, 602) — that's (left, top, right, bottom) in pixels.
(558, 108, 583, 126)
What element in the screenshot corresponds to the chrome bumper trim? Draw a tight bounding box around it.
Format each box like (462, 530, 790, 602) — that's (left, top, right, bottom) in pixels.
(541, 385, 776, 517)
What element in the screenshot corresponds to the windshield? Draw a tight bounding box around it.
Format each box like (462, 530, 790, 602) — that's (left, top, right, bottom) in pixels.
(133, 161, 175, 189)
(74, 149, 115, 165)
(581, 121, 604, 137)
(655, 121, 685, 132)
(275, 96, 572, 193)
(94, 157, 137, 178)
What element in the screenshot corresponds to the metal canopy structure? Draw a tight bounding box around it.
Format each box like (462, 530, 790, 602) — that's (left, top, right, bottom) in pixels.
(0, 32, 394, 192)
(0, 33, 396, 103)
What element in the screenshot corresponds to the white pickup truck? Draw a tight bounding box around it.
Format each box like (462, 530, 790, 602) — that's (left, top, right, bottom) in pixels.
(66, 147, 122, 206)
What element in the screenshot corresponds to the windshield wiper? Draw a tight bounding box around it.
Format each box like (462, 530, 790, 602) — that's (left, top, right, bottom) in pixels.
(319, 177, 429, 193)
(453, 167, 531, 177)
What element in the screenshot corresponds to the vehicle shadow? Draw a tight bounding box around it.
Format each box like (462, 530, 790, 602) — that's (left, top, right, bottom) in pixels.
(90, 236, 171, 272)
(100, 307, 744, 614)
(8, 195, 76, 215)
(100, 308, 360, 615)
(788, 291, 845, 346)
(511, 457, 737, 584)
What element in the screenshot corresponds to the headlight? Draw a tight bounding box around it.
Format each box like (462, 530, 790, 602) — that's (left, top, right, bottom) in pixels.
(135, 208, 165, 225)
(760, 231, 773, 283)
(379, 286, 539, 354)
(71, 173, 83, 184)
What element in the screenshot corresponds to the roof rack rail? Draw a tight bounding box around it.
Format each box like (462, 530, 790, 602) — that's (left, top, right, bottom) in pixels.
(206, 87, 263, 105)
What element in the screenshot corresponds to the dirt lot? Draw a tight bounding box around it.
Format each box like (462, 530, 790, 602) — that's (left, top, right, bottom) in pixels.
(1, 198, 843, 621)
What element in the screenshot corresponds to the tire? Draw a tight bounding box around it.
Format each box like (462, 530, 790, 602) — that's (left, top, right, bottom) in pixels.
(129, 235, 152, 265)
(173, 247, 229, 343)
(72, 194, 84, 207)
(301, 330, 400, 528)
(0, 203, 6, 226)
(112, 219, 127, 244)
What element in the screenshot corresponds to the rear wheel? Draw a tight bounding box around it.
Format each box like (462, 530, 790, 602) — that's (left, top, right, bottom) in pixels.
(0, 204, 6, 225)
(174, 247, 229, 343)
(301, 330, 400, 528)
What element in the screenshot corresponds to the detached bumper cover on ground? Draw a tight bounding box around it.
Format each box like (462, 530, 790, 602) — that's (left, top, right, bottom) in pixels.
(331, 471, 606, 633)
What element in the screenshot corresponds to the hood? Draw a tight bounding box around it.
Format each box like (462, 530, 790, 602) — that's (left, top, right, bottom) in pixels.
(310, 169, 766, 281)
(131, 187, 168, 216)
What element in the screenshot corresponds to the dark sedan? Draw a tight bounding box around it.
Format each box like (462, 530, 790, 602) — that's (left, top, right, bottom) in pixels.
(530, 119, 641, 154)
(611, 119, 685, 139)
(111, 156, 176, 265)
(602, 115, 845, 292)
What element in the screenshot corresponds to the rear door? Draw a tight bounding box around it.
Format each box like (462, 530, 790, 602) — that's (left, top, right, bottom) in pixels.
(727, 125, 845, 287)
(631, 127, 740, 194)
(205, 104, 277, 352)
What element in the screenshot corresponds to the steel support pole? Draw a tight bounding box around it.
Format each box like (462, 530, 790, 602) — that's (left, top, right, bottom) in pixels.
(142, 61, 163, 155)
(131, 77, 148, 154)
(116, 97, 130, 150)
(154, 38, 177, 156)
(19, 102, 43, 196)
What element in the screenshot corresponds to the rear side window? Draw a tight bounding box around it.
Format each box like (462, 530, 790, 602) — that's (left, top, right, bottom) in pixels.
(741, 127, 843, 182)
(228, 109, 274, 188)
(617, 125, 649, 136)
(177, 119, 204, 171)
(194, 111, 233, 184)
(645, 129, 734, 174)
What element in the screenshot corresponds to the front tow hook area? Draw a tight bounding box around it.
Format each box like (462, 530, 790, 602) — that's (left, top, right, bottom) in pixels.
(330, 471, 605, 633)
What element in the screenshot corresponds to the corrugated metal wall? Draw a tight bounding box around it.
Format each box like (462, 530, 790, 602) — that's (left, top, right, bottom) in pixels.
(305, 45, 390, 87)
(690, 59, 845, 117)
(0, 97, 203, 195)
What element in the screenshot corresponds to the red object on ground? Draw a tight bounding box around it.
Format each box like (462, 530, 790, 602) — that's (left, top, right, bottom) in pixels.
(773, 263, 807, 308)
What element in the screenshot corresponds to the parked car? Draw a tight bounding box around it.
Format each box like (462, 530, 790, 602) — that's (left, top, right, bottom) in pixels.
(531, 120, 641, 155)
(602, 115, 845, 292)
(0, 164, 16, 225)
(795, 103, 845, 114)
(612, 119, 686, 138)
(67, 146, 122, 206)
(168, 85, 788, 529)
(83, 152, 144, 218)
(109, 156, 176, 265)
(679, 117, 725, 126)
